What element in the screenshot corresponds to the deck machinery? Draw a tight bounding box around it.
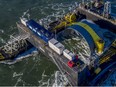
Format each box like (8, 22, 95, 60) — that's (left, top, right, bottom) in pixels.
(9, 0, 116, 86)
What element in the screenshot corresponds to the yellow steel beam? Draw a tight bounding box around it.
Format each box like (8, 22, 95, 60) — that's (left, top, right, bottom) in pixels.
(71, 22, 101, 42)
(53, 21, 67, 31)
(52, 13, 77, 32)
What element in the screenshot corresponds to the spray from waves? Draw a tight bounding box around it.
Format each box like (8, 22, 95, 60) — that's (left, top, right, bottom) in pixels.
(0, 29, 4, 34)
(0, 37, 6, 44)
(13, 72, 23, 78)
(52, 71, 69, 87)
(37, 70, 69, 87)
(0, 29, 5, 44)
(38, 70, 52, 86)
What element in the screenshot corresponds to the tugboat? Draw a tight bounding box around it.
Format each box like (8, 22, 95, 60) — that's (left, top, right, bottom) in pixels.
(0, 35, 34, 62)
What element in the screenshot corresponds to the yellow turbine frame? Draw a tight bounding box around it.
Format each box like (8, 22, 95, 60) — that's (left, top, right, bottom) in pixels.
(69, 22, 105, 54)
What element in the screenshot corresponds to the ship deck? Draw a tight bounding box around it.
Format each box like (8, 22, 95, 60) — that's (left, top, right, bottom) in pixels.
(17, 22, 86, 86)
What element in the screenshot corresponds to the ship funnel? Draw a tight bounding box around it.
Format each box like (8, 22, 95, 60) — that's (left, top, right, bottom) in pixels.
(20, 17, 28, 26)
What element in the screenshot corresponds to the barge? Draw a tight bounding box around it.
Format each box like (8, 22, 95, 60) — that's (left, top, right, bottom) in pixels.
(0, 0, 116, 86)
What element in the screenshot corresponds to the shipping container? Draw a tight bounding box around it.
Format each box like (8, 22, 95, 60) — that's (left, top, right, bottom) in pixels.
(55, 42, 65, 55)
(26, 19, 54, 43)
(26, 20, 42, 31)
(48, 38, 58, 45)
(63, 49, 74, 60)
(48, 38, 65, 55)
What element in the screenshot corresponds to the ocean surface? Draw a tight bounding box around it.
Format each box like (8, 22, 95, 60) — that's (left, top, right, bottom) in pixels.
(0, 0, 116, 86)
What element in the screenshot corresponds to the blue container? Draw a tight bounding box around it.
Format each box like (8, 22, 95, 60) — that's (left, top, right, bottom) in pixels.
(72, 56, 78, 63)
(26, 19, 54, 43)
(26, 19, 43, 30)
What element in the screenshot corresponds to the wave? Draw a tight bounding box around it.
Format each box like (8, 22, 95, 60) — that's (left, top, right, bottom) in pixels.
(52, 71, 69, 87)
(38, 70, 49, 86)
(0, 29, 4, 34)
(0, 49, 38, 65)
(37, 70, 69, 87)
(0, 37, 6, 44)
(22, 9, 30, 18)
(13, 72, 23, 78)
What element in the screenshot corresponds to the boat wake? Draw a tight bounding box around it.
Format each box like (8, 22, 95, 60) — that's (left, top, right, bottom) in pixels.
(38, 70, 69, 87)
(0, 47, 38, 65)
(52, 71, 69, 87)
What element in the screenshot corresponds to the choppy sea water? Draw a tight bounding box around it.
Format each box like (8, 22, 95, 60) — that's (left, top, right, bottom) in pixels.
(0, 0, 116, 86)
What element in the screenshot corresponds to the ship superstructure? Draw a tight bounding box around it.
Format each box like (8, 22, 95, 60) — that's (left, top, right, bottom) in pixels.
(0, 0, 116, 86)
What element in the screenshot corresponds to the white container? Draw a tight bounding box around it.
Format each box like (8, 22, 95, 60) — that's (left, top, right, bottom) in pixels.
(49, 38, 58, 45)
(55, 42, 65, 55)
(63, 49, 74, 60)
(48, 38, 58, 51)
(20, 18, 28, 26)
(48, 38, 65, 55)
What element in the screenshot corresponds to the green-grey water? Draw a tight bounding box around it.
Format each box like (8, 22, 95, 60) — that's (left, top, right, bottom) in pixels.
(0, 0, 116, 86)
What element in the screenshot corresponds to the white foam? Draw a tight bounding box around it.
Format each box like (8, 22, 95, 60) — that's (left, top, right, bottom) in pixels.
(14, 77, 22, 86)
(0, 38, 6, 44)
(0, 29, 4, 33)
(38, 70, 51, 86)
(22, 9, 29, 18)
(0, 50, 38, 65)
(13, 72, 23, 78)
(52, 71, 69, 87)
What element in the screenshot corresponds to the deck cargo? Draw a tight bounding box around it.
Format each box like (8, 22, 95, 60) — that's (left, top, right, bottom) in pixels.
(26, 19, 54, 43)
(48, 38, 65, 55)
(63, 49, 75, 60)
